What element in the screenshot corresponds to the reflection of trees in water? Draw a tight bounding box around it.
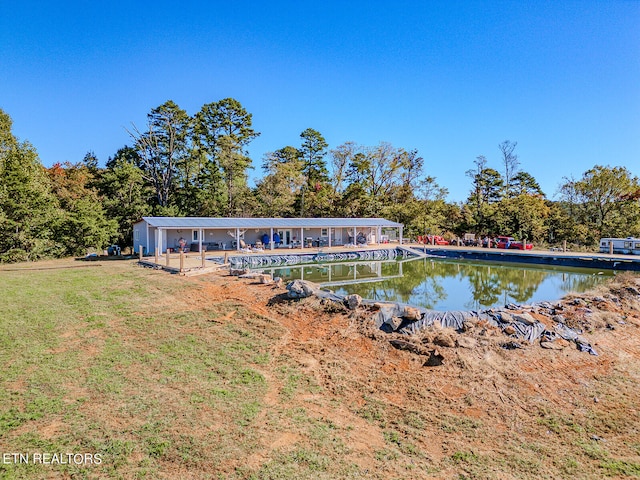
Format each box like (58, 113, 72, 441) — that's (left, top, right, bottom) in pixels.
(498, 267, 547, 304)
(456, 263, 603, 308)
(336, 260, 446, 308)
(402, 261, 452, 308)
(407, 278, 448, 309)
(282, 258, 610, 310)
(558, 273, 607, 295)
(338, 259, 552, 309)
(462, 265, 503, 309)
(347, 260, 454, 308)
(360, 276, 448, 309)
(409, 260, 549, 309)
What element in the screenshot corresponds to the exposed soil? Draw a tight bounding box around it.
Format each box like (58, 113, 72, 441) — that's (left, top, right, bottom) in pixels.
(191, 270, 640, 478)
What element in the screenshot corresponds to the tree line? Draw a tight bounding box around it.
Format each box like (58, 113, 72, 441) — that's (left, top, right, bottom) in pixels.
(1, 101, 639, 262)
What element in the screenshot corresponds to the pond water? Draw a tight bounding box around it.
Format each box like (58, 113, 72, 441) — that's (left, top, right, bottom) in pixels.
(255, 257, 615, 311)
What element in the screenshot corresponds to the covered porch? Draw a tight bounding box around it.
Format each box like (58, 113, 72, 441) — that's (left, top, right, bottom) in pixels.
(133, 217, 404, 255)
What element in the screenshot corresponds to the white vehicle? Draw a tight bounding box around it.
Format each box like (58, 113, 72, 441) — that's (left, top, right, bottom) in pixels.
(599, 237, 640, 255)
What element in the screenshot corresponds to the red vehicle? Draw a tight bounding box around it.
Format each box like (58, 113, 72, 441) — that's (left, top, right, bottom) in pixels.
(417, 235, 449, 245)
(495, 236, 533, 250)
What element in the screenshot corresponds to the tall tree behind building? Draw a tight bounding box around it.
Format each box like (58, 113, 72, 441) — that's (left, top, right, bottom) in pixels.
(98, 146, 153, 248)
(195, 98, 259, 216)
(298, 128, 329, 217)
(130, 101, 191, 213)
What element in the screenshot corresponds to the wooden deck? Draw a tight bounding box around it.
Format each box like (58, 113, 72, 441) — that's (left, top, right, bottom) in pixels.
(138, 243, 402, 275)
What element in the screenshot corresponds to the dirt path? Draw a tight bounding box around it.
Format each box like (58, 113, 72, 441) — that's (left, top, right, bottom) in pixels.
(184, 270, 640, 478)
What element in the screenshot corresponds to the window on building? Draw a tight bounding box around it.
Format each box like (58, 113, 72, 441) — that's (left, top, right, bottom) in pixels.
(134, 230, 140, 241)
(192, 230, 199, 242)
(321, 228, 328, 236)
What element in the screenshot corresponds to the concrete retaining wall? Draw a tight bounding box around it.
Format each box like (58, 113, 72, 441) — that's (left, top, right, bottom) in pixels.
(229, 247, 419, 268)
(420, 248, 640, 271)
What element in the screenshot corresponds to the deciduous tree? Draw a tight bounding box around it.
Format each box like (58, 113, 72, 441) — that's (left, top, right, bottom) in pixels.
(48, 162, 117, 256)
(0, 140, 63, 261)
(99, 147, 152, 247)
(559, 165, 640, 242)
(0, 108, 64, 261)
(499, 140, 520, 198)
(492, 194, 550, 243)
(255, 147, 305, 217)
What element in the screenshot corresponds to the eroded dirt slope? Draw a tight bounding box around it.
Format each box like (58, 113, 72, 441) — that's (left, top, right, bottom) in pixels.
(190, 271, 640, 479)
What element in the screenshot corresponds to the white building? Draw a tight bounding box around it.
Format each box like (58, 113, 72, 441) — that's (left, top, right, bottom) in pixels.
(132, 217, 404, 254)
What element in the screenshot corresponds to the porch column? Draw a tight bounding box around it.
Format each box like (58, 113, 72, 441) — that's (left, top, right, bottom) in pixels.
(157, 228, 162, 255)
(146, 224, 150, 254)
(328, 227, 332, 248)
(270, 227, 274, 250)
(399, 226, 403, 245)
(378, 226, 382, 245)
(236, 228, 240, 251)
(199, 229, 203, 254)
(353, 226, 356, 246)
(300, 228, 304, 249)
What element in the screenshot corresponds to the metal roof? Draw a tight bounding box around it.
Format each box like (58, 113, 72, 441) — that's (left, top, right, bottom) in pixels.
(139, 217, 403, 229)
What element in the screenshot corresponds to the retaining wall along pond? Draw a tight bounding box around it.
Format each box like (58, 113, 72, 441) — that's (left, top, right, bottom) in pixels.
(228, 247, 419, 268)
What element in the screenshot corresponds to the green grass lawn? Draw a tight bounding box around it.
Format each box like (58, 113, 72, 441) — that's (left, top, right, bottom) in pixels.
(1, 259, 640, 479)
(0, 260, 292, 479)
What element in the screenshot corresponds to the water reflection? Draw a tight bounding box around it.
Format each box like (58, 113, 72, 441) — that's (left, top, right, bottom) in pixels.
(256, 258, 614, 311)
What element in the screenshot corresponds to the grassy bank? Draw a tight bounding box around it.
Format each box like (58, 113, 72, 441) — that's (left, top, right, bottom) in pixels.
(1, 259, 639, 479)
(0, 260, 288, 478)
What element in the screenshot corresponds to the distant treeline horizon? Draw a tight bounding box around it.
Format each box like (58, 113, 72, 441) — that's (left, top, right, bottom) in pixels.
(1, 101, 639, 262)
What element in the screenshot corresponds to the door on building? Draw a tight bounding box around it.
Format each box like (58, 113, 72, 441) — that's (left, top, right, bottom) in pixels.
(332, 228, 342, 245)
(277, 229, 292, 246)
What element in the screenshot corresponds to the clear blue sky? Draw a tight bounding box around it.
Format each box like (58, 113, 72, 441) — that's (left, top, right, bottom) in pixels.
(2, 1, 639, 202)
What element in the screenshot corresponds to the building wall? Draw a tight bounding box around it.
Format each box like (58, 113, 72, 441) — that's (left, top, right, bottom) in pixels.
(132, 222, 148, 254)
(135, 220, 395, 253)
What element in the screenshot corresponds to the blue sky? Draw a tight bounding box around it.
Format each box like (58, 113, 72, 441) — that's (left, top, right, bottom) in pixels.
(2, 1, 639, 202)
